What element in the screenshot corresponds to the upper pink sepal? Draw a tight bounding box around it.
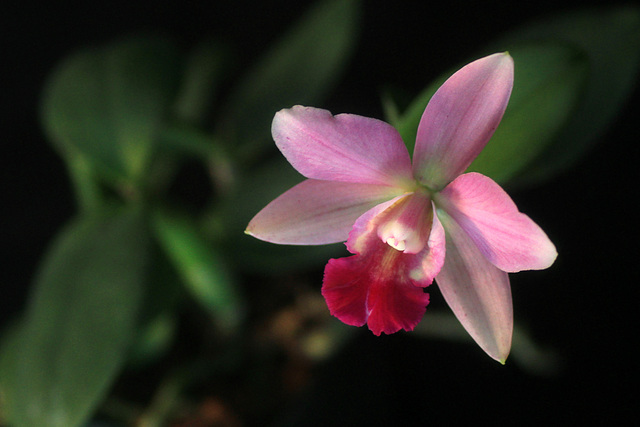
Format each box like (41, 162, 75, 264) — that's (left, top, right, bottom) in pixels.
(438, 173, 557, 272)
(413, 53, 514, 190)
(435, 209, 513, 363)
(246, 179, 404, 245)
(272, 106, 413, 187)
(322, 239, 430, 335)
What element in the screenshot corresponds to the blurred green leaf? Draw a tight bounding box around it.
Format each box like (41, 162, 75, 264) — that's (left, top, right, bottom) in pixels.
(152, 211, 244, 335)
(219, 0, 361, 160)
(64, 149, 106, 212)
(467, 43, 588, 183)
(489, 6, 640, 185)
(173, 40, 229, 126)
(41, 36, 181, 187)
(380, 89, 404, 131)
(127, 312, 177, 368)
(157, 125, 237, 196)
(158, 125, 222, 160)
(391, 72, 448, 157)
(125, 242, 184, 368)
(0, 209, 150, 427)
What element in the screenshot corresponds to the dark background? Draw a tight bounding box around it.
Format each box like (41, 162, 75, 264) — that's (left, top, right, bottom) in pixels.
(2, 0, 638, 425)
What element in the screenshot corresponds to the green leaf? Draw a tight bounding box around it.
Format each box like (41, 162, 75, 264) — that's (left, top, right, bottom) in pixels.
(155, 125, 238, 197)
(0, 209, 150, 427)
(392, 75, 448, 157)
(40, 36, 181, 186)
(152, 211, 244, 335)
(126, 312, 177, 368)
(488, 6, 640, 185)
(157, 125, 227, 162)
(219, 0, 361, 160)
(380, 88, 404, 130)
(467, 43, 588, 183)
(125, 240, 184, 368)
(172, 40, 229, 126)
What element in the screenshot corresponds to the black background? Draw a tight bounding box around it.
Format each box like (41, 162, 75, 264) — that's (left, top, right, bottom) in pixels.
(2, 0, 638, 425)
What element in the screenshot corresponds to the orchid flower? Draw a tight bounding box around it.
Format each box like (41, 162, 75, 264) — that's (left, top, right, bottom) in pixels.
(246, 53, 557, 362)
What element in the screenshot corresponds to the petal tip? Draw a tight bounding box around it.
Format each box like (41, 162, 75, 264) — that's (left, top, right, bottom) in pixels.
(521, 235, 558, 272)
(542, 246, 559, 269)
(491, 51, 514, 67)
(487, 343, 511, 364)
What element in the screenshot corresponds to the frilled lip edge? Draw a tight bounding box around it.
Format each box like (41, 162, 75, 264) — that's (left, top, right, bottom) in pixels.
(322, 239, 431, 336)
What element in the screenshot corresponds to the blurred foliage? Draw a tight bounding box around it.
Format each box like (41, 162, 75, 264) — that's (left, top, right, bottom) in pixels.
(217, 0, 361, 162)
(152, 210, 244, 336)
(2, 2, 639, 426)
(492, 6, 640, 186)
(40, 37, 182, 197)
(2, 1, 361, 425)
(0, 209, 149, 427)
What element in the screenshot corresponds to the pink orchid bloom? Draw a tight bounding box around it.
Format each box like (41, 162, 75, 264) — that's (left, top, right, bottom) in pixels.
(246, 53, 557, 362)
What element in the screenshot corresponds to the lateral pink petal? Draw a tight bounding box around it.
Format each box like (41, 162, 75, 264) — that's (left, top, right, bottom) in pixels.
(407, 202, 447, 286)
(438, 173, 557, 272)
(322, 239, 430, 335)
(272, 106, 413, 186)
(413, 53, 514, 190)
(435, 209, 513, 363)
(246, 179, 403, 245)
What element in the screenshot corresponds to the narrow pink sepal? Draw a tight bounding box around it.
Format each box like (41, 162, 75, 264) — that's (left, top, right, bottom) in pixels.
(272, 106, 414, 186)
(413, 53, 514, 190)
(435, 209, 513, 363)
(438, 173, 557, 272)
(246, 179, 403, 245)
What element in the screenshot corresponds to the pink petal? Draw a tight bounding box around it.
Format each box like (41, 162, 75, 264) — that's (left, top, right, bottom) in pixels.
(413, 53, 514, 190)
(438, 173, 557, 272)
(435, 209, 513, 363)
(322, 239, 430, 335)
(272, 106, 414, 187)
(408, 202, 447, 283)
(246, 179, 404, 245)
